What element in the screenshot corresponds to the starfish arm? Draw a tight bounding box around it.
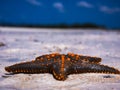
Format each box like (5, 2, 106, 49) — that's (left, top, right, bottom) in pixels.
(50, 63, 69, 81)
(67, 53, 101, 64)
(71, 64, 120, 74)
(5, 61, 50, 74)
(79, 56, 102, 64)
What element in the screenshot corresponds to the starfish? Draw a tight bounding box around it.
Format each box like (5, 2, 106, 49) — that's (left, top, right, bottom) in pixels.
(5, 53, 120, 81)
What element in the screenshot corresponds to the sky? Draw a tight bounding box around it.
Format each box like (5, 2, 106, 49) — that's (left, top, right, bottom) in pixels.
(0, 0, 120, 28)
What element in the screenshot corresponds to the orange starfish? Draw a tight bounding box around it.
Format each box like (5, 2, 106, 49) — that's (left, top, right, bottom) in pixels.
(5, 53, 120, 81)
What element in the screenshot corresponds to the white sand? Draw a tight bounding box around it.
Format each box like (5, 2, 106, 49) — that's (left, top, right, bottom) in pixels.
(0, 27, 120, 90)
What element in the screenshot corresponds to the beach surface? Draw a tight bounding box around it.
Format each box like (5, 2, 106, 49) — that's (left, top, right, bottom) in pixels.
(0, 27, 120, 90)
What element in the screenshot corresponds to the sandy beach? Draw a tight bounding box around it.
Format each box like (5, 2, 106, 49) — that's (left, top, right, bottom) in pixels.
(0, 27, 120, 90)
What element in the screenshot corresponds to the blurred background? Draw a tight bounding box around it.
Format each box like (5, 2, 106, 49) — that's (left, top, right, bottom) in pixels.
(0, 0, 120, 29)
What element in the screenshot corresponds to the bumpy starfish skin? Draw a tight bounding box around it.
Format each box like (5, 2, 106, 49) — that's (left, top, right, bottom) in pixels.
(5, 53, 120, 81)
